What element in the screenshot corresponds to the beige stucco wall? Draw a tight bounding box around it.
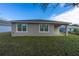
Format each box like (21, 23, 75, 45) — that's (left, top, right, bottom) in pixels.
(11, 22, 62, 36)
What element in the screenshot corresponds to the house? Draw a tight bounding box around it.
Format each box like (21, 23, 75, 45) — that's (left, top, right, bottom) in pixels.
(0, 20, 11, 32)
(60, 24, 79, 33)
(11, 19, 70, 36)
(68, 24, 79, 32)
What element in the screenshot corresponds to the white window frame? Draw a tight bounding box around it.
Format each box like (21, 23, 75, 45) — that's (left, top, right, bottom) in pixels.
(39, 24, 49, 33)
(16, 24, 28, 32)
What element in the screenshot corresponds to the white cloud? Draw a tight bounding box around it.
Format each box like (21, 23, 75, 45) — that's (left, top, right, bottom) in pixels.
(49, 7, 79, 24)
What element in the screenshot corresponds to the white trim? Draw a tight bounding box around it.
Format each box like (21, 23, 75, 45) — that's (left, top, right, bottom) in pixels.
(39, 24, 49, 33)
(16, 23, 28, 32)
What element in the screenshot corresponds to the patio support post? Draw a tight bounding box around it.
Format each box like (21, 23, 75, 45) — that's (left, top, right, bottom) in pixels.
(65, 25, 68, 36)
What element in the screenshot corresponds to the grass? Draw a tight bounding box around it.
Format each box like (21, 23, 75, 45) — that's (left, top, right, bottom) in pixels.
(0, 32, 79, 56)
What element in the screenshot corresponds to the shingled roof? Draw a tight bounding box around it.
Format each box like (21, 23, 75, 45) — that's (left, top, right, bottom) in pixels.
(11, 19, 71, 25)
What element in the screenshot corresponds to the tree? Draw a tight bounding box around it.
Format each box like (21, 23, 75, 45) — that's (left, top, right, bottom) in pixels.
(33, 3, 79, 12)
(33, 3, 59, 12)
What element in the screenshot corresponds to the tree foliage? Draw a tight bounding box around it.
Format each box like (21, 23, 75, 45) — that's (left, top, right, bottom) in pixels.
(33, 3, 59, 12)
(33, 3, 79, 12)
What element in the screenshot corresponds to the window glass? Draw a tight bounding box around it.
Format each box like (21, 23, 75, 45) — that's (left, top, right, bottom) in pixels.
(17, 24, 22, 31)
(17, 24, 28, 32)
(40, 24, 48, 32)
(22, 24, 27, 31)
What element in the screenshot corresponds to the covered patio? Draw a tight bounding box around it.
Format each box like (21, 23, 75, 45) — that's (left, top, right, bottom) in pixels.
(53, 23, 69, 36)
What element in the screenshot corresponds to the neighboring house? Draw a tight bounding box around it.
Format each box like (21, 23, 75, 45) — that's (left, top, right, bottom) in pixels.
(0, 20, 11, 26)
(11, 20, 70, 36)
(0, 20, 11, 32)
(0, 26, 11, 32)
(60, 24, 79, 33)
(68, 24, 79, 32)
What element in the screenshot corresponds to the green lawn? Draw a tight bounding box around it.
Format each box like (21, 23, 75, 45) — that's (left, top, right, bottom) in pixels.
(0, 32, 79, 56)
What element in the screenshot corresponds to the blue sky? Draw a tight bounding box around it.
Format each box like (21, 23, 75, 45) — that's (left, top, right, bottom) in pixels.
(0, 3, 74, 20)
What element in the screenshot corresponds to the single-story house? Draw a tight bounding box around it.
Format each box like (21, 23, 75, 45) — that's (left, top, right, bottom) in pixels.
(60, 24, 79, 32)
(11, 19, 70, 36)
(68, 24, 79, 32)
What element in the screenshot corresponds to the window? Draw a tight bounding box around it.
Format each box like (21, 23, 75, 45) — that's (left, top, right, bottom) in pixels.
(16, 24, 28, 32)
(39, 24, 49, 32)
